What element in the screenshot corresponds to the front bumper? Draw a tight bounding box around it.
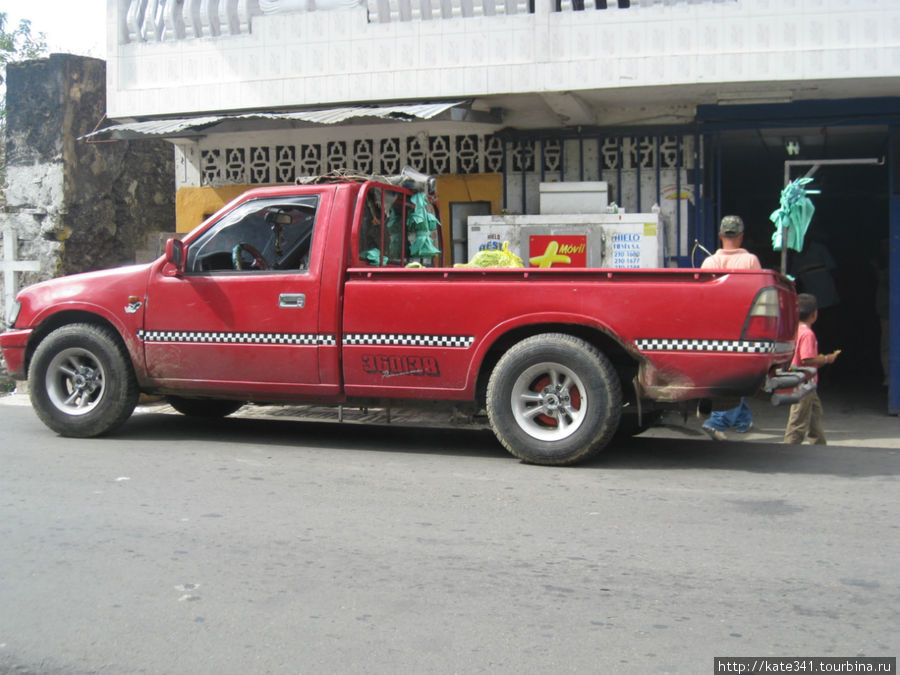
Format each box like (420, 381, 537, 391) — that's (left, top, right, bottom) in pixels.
(0, 328, 33, 379)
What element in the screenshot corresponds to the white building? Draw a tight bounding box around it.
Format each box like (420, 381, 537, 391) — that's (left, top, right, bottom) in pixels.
(102, 0, 899, 407)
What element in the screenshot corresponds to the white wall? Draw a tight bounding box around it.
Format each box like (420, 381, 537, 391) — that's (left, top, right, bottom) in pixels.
(107, 0, 900, 119)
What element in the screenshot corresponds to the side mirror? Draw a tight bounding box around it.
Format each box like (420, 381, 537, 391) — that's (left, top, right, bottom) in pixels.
(164, 237, 185, 277)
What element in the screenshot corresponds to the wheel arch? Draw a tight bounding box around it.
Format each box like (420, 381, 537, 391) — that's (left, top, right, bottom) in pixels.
(473, 322, 640, 410)
(23, 311, 139, 382)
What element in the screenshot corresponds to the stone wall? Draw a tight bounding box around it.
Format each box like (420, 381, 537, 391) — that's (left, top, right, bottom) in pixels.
(1, 53, 175, 373)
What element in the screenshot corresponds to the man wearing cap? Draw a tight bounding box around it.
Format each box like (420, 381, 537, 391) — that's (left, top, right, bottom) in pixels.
(699, 215, 762, 439)
(701, 215, 762, 270)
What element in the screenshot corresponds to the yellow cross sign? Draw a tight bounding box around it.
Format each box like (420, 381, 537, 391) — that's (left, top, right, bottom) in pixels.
(529, 241, 572, 268)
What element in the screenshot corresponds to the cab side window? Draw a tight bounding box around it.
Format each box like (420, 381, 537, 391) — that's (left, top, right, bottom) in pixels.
(186, 196, 319, 273)
(359, 188, 404, 267)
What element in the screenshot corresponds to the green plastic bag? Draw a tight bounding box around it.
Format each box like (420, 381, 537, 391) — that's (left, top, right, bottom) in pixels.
(407, 192, 441, 257)
(363, 248, 388, 266)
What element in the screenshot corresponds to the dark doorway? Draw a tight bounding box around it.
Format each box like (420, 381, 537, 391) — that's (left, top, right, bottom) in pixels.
(717, 126, 890, 392)
(449, 201, 492, 264)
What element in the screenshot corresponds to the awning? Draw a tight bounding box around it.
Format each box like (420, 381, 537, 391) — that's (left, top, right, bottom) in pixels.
(83, 102, 501, 141)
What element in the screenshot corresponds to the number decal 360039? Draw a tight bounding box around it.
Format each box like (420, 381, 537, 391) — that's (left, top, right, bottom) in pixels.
(361, 355, 441, 377)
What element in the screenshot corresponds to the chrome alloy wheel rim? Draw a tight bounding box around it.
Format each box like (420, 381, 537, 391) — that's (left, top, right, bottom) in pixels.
(510, 361, 587, 441)
(44, 347, 106, 416)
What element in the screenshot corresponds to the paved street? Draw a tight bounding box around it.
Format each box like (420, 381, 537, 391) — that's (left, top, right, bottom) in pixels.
(0, 398, 898, 674)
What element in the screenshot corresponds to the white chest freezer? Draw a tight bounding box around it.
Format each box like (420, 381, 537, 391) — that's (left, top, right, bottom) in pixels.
(467, 213, 663, 269)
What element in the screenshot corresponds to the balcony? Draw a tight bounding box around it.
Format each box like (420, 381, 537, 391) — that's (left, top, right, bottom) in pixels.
(109, 0, 900, 120)
(119, 0, 712, 43)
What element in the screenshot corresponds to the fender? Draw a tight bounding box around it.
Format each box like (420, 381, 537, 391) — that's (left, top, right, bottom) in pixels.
(16, 264, 154, 381)
(28, 300, 147, 379)
(464, 310, 635, 396)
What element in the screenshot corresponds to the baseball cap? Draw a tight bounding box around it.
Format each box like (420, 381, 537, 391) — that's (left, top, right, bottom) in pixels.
(719, 215, 744, 236)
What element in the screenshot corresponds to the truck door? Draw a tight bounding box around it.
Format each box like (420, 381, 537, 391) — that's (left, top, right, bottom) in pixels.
(342, 183, 471, 396)
(142, 193, 334, 395)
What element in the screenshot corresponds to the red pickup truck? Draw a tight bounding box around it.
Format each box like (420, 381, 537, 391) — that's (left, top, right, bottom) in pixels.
(1, 179, 807, 465)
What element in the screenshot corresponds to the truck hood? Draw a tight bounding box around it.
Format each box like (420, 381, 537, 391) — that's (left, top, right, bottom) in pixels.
(15, 263, 154, 328)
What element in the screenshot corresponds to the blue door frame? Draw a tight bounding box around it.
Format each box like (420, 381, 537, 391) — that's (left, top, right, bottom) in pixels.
(889, 130, 900, 414)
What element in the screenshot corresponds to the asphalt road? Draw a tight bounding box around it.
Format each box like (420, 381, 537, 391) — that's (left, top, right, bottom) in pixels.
(1, 401, 898, 674)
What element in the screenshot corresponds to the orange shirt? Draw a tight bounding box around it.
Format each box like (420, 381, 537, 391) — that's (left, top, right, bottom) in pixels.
(700, 248, 762, 270)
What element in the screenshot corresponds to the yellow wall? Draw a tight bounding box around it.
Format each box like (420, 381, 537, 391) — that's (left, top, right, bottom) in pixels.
(435, 174, 503, 264)
(175, 185, 258, 233)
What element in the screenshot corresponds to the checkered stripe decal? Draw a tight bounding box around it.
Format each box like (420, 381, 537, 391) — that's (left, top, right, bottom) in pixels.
(635, 339, 775, 354)
(344, 334, 474, 348)
(137, 330, 336, 346)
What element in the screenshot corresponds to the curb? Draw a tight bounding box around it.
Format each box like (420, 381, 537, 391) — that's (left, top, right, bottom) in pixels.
(2, 390, 897, 450)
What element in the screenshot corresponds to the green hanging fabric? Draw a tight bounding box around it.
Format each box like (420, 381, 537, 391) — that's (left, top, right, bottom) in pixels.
(407, 192, 441, 258)
(770, 177, 820, 253)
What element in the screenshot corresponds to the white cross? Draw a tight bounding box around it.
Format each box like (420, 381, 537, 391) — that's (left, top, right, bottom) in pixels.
(2, 228, 41, 325)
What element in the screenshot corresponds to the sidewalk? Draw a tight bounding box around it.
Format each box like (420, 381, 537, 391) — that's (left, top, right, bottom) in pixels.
(640, 388, 900, 450)
(2, 384, 897, 450)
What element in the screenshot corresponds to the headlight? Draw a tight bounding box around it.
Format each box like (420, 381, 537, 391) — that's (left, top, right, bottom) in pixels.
(6, 300, 21, 328)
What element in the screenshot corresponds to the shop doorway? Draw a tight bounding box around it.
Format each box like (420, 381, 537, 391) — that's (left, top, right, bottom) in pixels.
(715, 126, 890, 396)
(435, 173, 503, 265)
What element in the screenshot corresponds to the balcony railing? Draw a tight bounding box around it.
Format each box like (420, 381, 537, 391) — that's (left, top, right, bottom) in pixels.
(121, 0, 730, 43)
(366, 0, 530, 23)
(122, 0, 262, 42)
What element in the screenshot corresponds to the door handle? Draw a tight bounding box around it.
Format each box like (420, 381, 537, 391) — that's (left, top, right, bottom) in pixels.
(278, 293, 306, 308)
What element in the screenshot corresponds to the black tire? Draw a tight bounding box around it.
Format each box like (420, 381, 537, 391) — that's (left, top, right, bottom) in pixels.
(486, 333, 622, 465)
(165, 396, 244, 418)
(29, 323, 139, 438)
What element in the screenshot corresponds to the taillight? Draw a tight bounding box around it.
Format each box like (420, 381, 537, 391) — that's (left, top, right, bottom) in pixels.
(741, 287, 780, 341)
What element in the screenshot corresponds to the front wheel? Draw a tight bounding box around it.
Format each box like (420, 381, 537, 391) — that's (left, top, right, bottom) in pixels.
(486, 334, 622, 465)
(29, 323, 139, 437)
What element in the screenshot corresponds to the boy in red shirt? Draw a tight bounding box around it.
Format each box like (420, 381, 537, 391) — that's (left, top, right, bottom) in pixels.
(784, 293, 841, 444)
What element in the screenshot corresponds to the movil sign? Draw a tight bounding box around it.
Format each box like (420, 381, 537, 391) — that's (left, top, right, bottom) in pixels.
(528, 235, 588, 268)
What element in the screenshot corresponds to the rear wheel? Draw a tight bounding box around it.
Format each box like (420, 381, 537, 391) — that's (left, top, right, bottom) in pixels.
(29, 323, 139, 437)
(486, 334, 622, 465)
(165, 396, 244, 418)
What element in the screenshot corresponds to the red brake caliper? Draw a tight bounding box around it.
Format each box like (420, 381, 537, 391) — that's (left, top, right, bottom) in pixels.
(533, 376, 581, 428)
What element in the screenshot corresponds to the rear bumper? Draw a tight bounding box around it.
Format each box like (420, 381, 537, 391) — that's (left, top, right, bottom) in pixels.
(0, 329, 32, 379)
(764, 366, 817, 406)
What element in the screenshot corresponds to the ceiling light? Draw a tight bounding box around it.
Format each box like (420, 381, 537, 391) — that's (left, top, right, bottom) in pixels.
(784, 137, 800, 156)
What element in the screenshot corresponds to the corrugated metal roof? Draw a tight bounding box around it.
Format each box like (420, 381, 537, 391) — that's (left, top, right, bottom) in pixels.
(83, 102, 465, 140)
